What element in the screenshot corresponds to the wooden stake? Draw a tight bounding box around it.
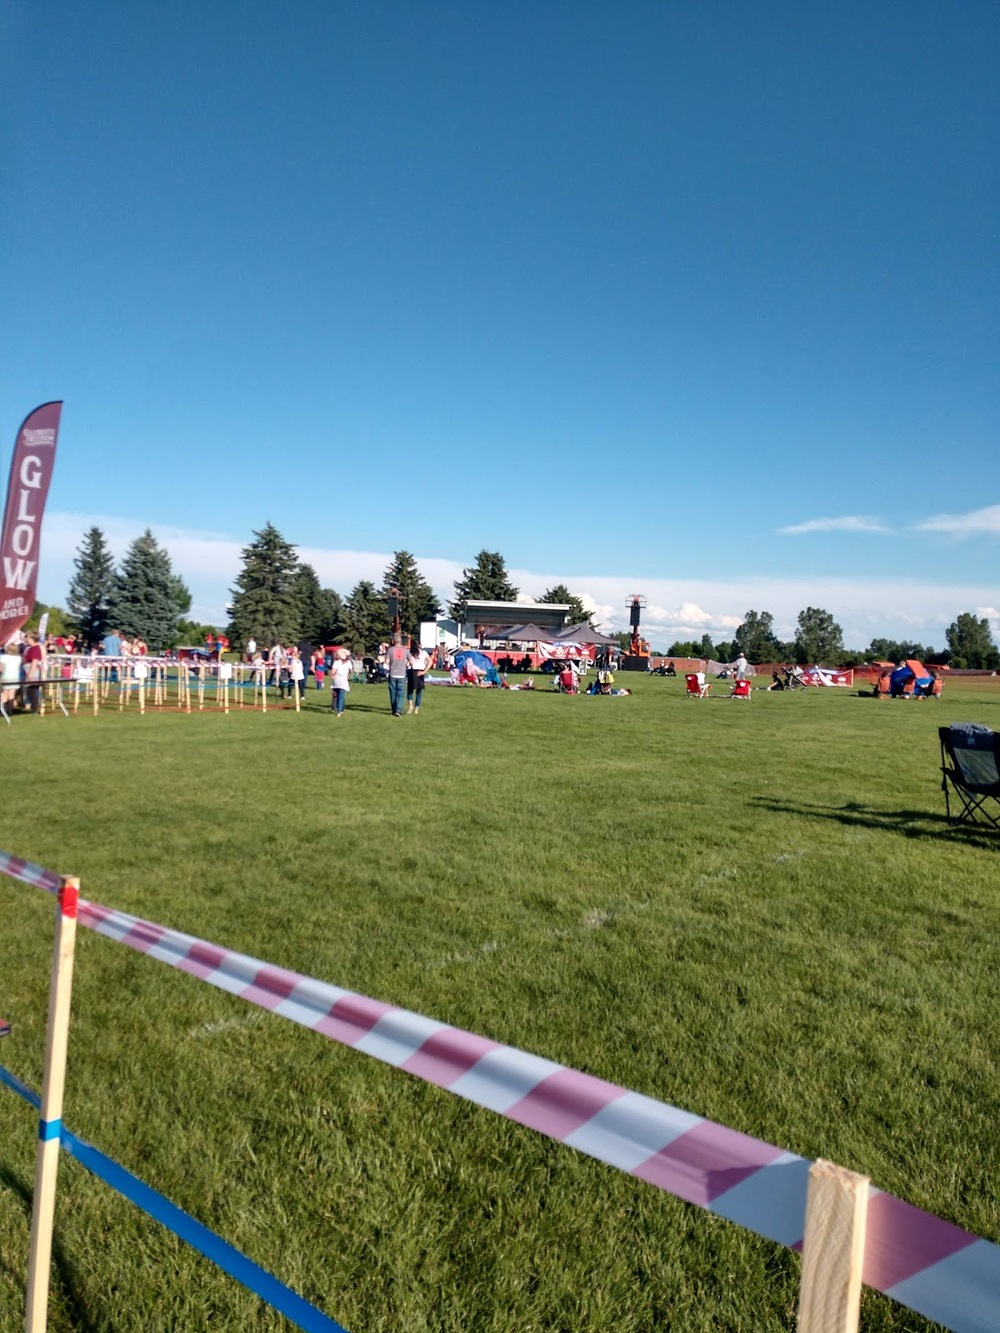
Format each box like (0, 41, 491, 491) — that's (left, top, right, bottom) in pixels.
(24, 877, 80, 1333)
(797, 1159, 869, 1333)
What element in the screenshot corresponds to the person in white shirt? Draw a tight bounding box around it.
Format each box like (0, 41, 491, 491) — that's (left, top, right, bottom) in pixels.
(246, 637, 257, 662)
(732, 652, 749, 680)
(406, 639, 431, 714)
(330, 649, 351, 717)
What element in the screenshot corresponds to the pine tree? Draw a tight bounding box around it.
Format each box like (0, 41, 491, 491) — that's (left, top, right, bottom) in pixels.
(317, 588, 345, 644)
(227, 523, 300, 650)
(66, 526, 115, 646)
(382, 551, 441, 637)
(343, 580, 392, 655)
(105, 529, 183, 651)
(540, 584, 593, 627)
(449, 551, 519, 622)
(294, 563, 330, 643)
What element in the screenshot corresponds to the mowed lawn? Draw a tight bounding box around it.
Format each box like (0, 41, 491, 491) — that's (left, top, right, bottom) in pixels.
(0, 673, 998, 1332)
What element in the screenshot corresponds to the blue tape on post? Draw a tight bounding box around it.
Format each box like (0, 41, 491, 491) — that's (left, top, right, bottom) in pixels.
(38, 1117, 61, 1141)
(0, 1066, 348, 1333)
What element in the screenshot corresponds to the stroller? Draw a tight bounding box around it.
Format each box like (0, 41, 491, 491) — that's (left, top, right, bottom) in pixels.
(363, 656, 387, 685)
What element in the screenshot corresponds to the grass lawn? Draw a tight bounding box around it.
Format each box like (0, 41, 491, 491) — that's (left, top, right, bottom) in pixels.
(0, 672, 998, 1331)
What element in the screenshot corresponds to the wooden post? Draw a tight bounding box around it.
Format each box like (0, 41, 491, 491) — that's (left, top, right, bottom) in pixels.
(24, 877, 80, 1333)
(797, 1159, 869, 1333)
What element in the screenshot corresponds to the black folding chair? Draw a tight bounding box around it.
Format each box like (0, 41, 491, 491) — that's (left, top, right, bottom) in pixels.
(939, 723, 1000, 828)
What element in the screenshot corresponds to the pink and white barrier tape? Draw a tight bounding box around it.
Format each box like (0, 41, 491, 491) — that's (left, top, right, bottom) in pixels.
(2, 850, 997, 1332)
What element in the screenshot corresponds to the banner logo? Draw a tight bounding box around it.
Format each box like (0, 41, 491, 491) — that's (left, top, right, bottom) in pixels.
(0, 402, 62, 641)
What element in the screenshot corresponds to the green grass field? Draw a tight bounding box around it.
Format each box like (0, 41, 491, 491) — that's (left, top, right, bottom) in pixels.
(1, 673, 998, 1331)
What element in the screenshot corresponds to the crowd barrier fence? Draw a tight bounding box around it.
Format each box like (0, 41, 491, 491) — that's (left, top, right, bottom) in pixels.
(1, 849, 997, 1332)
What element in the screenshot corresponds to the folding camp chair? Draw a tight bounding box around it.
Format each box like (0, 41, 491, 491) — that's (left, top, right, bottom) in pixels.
(685, 673, 710, 699)
(730, 679, 751, 701)
(939, 723, 1000, 828)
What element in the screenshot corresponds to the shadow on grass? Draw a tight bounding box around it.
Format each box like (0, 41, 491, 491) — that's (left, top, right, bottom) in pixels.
(0, 1162, 100, 1333)
(751, 796, 1000, 851)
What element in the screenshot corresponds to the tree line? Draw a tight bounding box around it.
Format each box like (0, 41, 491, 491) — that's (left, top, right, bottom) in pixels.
(665, 607, 1000, 670)
(42, 528, 1000, 667)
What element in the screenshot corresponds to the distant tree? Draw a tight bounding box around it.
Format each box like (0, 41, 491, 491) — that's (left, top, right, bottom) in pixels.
(25, 603, 69, 636)
(382, 551, 440, 637)
(734, 610, 782, 663)
(294, 563, 331, 643)
(177, 618, 218, 645)
(65, 526, 115, 646)
(866, 637, 934, 662)
(227, 523, 300, 650)
(540, 584, 594, 627)
(106, 529, 183, 651)
(793, 607, 844, 664)
(714, 640, 735, 662)
(945, 613, 1000, 669)
(449, 550, 519, 622)
(613, 631, 632, 653)
(698, 633, 717, 659)
(343, 580, 392, 655)
(666, 640, 703, 657)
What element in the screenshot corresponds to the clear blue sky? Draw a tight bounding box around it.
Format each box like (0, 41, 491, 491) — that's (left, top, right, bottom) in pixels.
(2, 2, 997, 647)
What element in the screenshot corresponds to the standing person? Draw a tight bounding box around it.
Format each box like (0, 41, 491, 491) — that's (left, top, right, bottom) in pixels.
(385, 632, 408, 717)
(329, 648, 351, 717)
(732, 651, 749, 681)
(22, 631, 44, 713)
(1, 640, 21, 711)
(268, 641, 284, 689)
(406, 638, 430, 714)
(246, 636, 257, 663)
(297, 638, 315, 698)
(288, 647, 305, 701)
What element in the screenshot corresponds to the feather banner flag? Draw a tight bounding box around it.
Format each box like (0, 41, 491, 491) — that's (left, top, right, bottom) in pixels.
(0, 402, 62, 643)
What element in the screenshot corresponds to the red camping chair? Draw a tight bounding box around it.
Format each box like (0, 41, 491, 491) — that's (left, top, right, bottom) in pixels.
(730, 679, 752, 701)
(685, 673, 710, 699)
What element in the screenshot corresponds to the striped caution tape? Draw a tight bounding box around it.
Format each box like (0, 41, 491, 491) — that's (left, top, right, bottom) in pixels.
(2, 853, 998, 1331)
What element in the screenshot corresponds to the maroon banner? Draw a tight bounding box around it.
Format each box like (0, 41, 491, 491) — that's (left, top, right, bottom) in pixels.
(0, 401, 62, 642)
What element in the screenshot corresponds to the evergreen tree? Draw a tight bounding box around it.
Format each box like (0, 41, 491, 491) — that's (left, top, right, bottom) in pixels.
(227, 523, 300, 650)
(169, 574, 192, 616)
(294, 563, 330, 643)
(316, 588, 345, 645)
(733, 610, 781, 663)
(945, 612, 1000, 669)
(106, 529, 183, 651)
(449, 550, 519, 622)
(382, 551, 440, 637)
(343, 580, 392, 654)
(66, 526, 115, 646)
(793, 606, 844, 665)
(540, 584, 594, 627)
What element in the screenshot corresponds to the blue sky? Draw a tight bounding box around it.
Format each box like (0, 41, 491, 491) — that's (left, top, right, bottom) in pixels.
(2, 2, 997, 648)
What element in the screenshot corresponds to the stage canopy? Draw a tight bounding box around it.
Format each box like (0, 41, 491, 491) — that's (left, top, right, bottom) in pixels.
(463, 600, 570, 635)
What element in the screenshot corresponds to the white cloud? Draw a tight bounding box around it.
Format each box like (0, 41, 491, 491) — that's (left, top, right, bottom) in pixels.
(778, 515, 891, 536)
(36, 512, 1000, 650)
(915, 504, 1000, 537)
